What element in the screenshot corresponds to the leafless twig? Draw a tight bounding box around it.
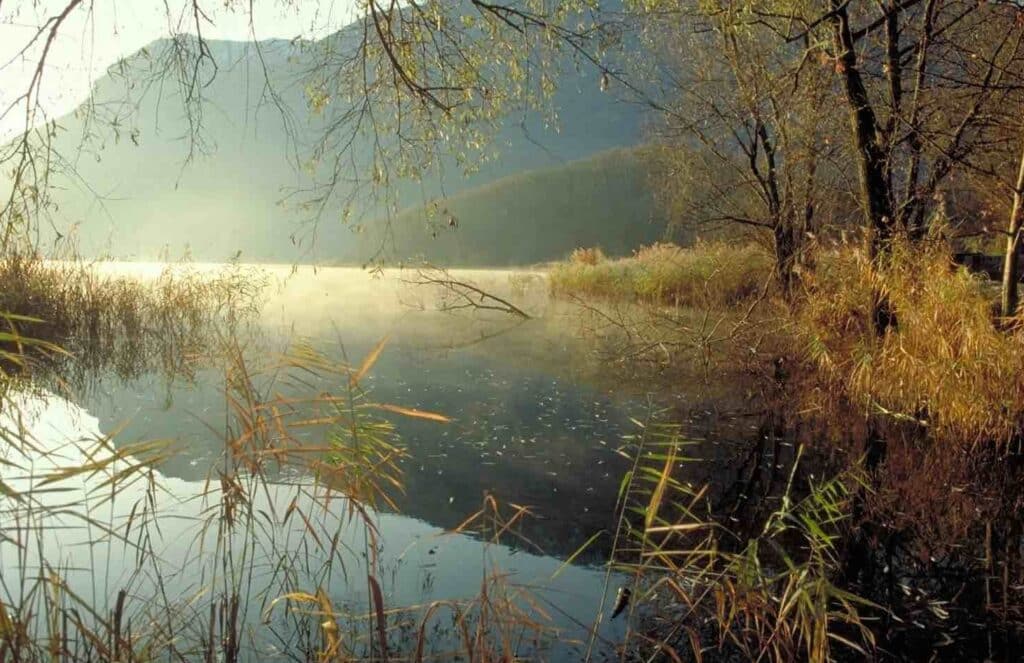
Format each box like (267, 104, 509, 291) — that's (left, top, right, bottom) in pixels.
(405, 267, 531, 319)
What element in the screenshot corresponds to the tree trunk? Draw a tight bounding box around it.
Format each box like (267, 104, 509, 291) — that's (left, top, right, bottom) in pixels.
(832, 0, 899, 333)
(1000, 137, 1024, 318)
(831, 0, 895, 256)
(774, 218, 798, 299)
(753, 123, 799, 298)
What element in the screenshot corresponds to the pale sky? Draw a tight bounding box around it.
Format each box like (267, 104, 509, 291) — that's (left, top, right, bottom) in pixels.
(0, 0, 358, 139)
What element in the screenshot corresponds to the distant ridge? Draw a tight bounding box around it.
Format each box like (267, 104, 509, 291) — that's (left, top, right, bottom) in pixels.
(343, 147, 668, 267)
(10, 22, 650, 264)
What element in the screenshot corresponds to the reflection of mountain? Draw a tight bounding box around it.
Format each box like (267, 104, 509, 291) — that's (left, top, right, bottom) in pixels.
(61, 265, 627, 559)
(27, 23, 654, 264)
(0, 390, 625, 657)
(61, 265, 765, 562)
(78, 348, 637, 562)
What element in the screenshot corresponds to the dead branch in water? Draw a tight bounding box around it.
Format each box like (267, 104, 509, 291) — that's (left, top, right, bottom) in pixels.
(406, 267, 532, 319)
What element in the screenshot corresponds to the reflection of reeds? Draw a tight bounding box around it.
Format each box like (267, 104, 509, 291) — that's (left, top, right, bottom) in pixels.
(606, 421, 874, 663)
(0, 326, 577, 662)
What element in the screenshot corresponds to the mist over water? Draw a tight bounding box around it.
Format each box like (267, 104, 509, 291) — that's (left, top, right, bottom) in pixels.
(2, 262, 768, 660)
(68, 265, 647, 556)
(41, 263, 762, 553)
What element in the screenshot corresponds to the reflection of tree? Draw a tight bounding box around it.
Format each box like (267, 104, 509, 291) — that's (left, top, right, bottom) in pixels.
(409, 319, 530, 361)
(564, 272, 773, 382)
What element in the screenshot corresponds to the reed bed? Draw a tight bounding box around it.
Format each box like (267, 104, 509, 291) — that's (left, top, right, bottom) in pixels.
(606, 421, 873, 663)
(549, 241, 773, 309)
(797, 238, 1024, 446)
(0, 253, 265, 384)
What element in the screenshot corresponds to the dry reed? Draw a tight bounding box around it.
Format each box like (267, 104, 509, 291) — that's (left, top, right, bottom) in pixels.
(550, 241, 773, 308)
(797, 238, 1024, 446)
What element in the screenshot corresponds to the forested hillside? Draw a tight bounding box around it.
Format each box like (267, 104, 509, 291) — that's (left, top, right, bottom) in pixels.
(30, 32, 648, 264)
(340, 148, 668, 266)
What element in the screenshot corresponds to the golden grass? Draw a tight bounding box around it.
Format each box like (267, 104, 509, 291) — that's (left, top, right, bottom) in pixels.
(556, 236, 1024, 446)
(550, 241, 773, 308)
(0, 253, 265, 381)
(568, 246, 606, 265)
(797, 238, 1024, 446)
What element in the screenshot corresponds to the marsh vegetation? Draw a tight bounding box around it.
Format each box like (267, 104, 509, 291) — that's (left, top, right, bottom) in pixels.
(3, 0, 1024, 661)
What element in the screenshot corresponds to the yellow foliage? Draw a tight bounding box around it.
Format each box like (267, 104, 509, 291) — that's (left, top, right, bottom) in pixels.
(797, 239, 1024, 445)
(551, 241, 773, 308)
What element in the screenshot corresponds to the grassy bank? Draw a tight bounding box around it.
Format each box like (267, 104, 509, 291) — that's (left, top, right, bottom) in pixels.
(550, 237, 1024, 445)
(798, 239, 1024, 445)
(549, 241, 773, 308)
(551, 236, 1024, 659)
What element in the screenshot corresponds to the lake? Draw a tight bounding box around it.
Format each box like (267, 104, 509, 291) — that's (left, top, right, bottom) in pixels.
(1, 263, 768, 660)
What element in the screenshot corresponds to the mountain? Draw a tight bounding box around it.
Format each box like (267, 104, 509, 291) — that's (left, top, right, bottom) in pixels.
(343, 147, 666, 266)
(19, 20, 655, 264)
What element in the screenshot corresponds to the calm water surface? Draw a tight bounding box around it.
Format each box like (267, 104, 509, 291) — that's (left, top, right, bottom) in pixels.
(4, 263, 768, 659)
(77, 265, 684, 556)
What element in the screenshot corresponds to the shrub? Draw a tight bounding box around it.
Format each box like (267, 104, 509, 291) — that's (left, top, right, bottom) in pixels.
(569, 246, 606, 265)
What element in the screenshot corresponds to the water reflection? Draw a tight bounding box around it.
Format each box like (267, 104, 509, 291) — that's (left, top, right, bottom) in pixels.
(57, 265, 764, 562)
(0, 389, 629, 661)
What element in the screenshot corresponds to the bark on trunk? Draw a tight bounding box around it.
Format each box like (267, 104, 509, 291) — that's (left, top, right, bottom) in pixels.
(832, 0, 899, 333)
(754, 123, 799, 298)
(1000, 137, 1024, 318)
(774, 219, 798, 299)
(831, 0, 895, 256)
